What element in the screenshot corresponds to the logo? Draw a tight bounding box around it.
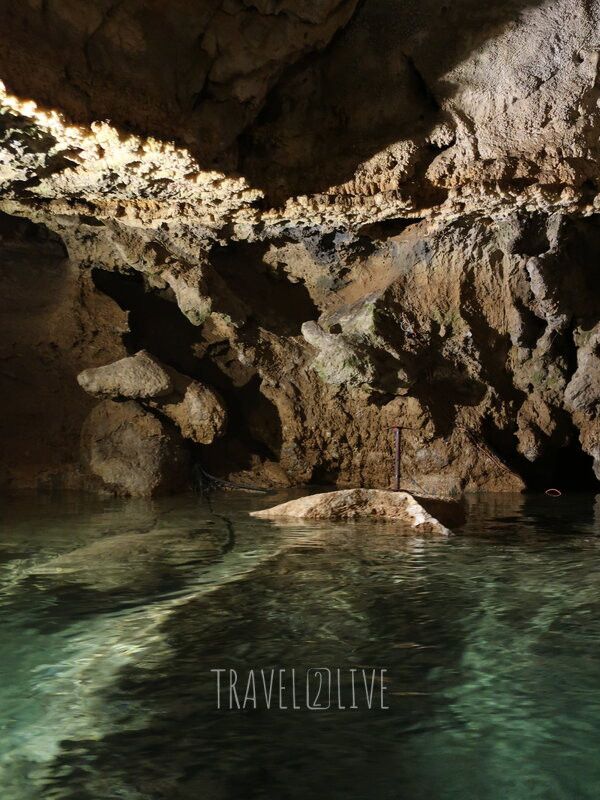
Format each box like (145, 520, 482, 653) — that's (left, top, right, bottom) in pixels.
(211, 667, 389, 710)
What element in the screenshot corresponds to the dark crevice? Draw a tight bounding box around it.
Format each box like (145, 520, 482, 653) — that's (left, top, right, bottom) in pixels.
(404, 54, 440, 112)
(210, 240, 318, 336)
(521, 422, 597, 491)
(200, 374, 283, 477)
(357, 216, 424, 241)
(92, 268, 201, 376)
(310, 460, 341, 486)
(91, 267, 283, 478)
(474, 415, 598, 492)
(510, 212, 551, 257)
(0, 210, 67, 256)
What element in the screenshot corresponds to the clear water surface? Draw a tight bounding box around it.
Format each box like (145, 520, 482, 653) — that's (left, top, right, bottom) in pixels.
(1, 489, 600, 800)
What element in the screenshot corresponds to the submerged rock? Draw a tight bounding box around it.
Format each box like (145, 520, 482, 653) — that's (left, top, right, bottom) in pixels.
(80, 400, 189, 497)
(251, 489, 453, 535)
(33, 528, 225, 592)
(77, 350, 172, 399)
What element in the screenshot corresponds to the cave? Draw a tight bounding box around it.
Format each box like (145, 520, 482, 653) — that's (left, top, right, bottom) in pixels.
(1, 1, 599, 497)
(3, 3, 600, 798)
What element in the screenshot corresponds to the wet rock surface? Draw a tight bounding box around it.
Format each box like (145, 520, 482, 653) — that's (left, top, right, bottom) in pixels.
(251, 489, 453, 535)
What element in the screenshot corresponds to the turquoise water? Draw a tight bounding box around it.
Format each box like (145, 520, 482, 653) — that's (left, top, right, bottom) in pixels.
(2, 491, 600, 799)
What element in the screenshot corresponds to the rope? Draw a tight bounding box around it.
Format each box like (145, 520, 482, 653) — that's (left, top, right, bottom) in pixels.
(392, 427, 458, 501)
(456, 425, 514, 474)
(192, 463, 269, 494)
(458, 426, 563, 497)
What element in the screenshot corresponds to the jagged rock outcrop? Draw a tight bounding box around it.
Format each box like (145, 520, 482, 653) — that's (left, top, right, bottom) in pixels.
(1, 1, 600, 494)
(78, 351, 228, 454)
(152, 379, 227, 446)
(81, 400, 190, 497)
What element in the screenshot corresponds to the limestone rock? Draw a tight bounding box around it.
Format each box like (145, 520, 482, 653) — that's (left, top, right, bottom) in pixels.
(3, 2, 600, 493)
(251, 489, 452, 535)
(565, 327, 600, 417)
(163, 266, 213, 327)
(301, 321, 378, 388)
(77, 350, 172, 399)
(154, 380, 227, 445)
(78, 350, 228, 446)
(565, 325, 600, 479)
(81, 400, 189, 497)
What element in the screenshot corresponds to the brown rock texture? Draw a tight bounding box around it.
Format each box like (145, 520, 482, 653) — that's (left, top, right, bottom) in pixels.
(154, 380, 227, 446)
(78, 351, 228, 447)
(77, 350, 173, 399)
(0, 213, 126, 491)
(80, 400, 190, 496)
(1, 1, 600, 493)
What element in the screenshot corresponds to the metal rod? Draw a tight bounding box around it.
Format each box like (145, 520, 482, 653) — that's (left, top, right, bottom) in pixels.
(392, 426, 401, 491)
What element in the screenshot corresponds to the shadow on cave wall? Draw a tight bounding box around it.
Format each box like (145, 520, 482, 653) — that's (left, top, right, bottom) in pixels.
(0, 0, 549, 202)
(479, 413, 598, 493)
(210, 240, 318, 336)
(0, 212, 94, 486)
(356, 211, 600, 492)
(513, 213, 600, 491)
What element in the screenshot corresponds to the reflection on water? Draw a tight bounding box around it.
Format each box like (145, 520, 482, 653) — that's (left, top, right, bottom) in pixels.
(1, 491, 600, 799)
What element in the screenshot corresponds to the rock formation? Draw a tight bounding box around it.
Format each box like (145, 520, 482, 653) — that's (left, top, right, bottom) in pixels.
(1, 0, 600, 494)
(76, 351, 227, 493)
(77, 350, 173, 400)
(251, 489, 452, 535)
(153, 379, 227, 446)
(81, 400, 190, 497)
(77, 350, 228, 445)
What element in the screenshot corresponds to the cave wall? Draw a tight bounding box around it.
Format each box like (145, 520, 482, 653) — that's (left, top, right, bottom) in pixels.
(0, 213, 126, 490)
(1, 0, 600, 494)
